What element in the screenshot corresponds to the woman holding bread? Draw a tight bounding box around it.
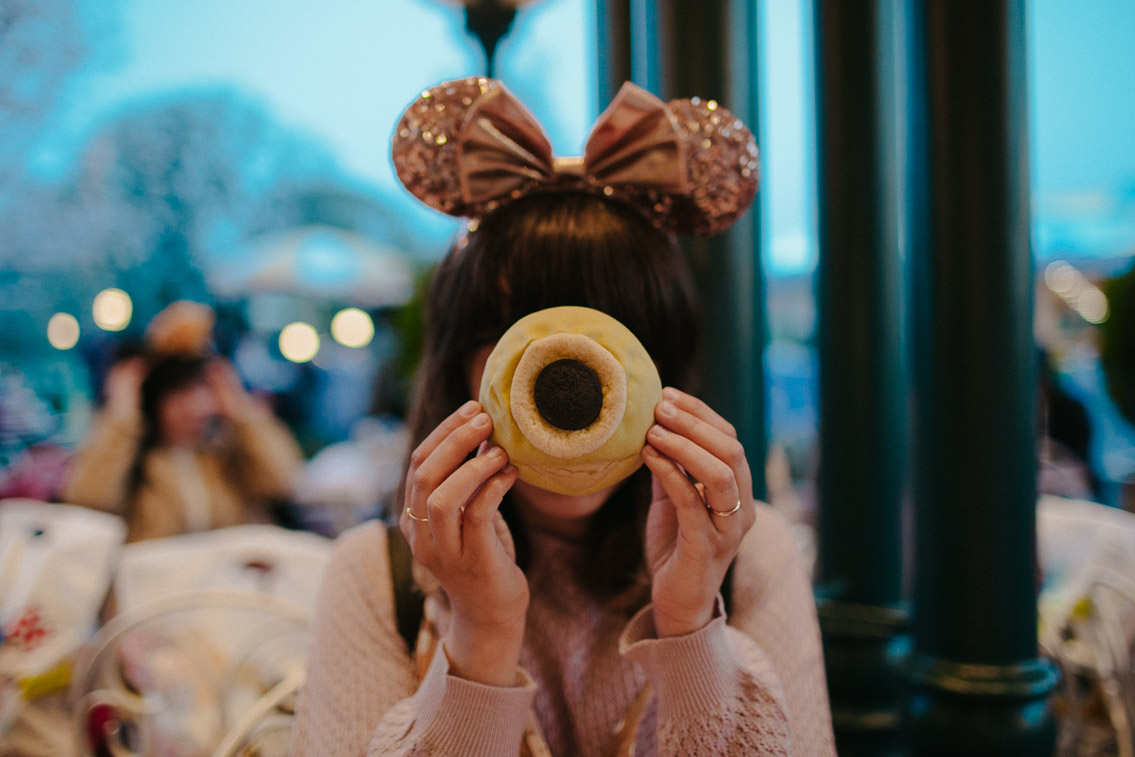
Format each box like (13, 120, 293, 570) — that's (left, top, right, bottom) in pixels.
(293, 78, 835, 756)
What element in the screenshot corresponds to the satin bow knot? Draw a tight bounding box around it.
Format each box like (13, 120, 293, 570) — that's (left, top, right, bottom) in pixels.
(458, 82, 689, 206)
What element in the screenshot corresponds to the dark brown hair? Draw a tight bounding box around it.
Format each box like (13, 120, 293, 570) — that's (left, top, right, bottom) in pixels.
(139, 354, 211, 448)
(403, 192, 701, 603)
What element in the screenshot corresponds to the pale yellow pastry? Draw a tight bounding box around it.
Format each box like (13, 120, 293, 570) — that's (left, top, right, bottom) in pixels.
(478, 306, 662, 495)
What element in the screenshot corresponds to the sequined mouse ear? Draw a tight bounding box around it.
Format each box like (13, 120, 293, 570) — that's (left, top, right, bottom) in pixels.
(391, 78, 495, 217)
(391, 77, 556, 219)
(661, 97, 760, 237)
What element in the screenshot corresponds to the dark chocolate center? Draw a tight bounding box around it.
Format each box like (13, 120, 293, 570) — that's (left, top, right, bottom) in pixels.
(533, 359, 603, 431)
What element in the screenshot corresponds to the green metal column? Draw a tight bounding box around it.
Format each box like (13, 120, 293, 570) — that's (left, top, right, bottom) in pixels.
(812, 2, 909, 754)
(594, 0, 631, 108)
(628, 0, 661, 94)
(650, 0, 767, 499)
(903, 1, 1059, 754)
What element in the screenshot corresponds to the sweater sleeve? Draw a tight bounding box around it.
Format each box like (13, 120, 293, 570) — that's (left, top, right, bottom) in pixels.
(366, 640, 536, 756)
(619, 504, 836, 757)
(60, 408, 144, 515)
(292, 524, 536, 757)
(222, 402, 305, 500)
(620, 599, 790, 755)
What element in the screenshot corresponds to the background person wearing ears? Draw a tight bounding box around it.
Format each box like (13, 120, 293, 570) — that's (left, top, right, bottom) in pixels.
(293, 78, 835, 756)
(63, 300, 305, 543)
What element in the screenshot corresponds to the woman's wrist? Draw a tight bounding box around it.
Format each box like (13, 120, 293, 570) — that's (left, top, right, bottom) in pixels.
(653, 601, 716, 638)
(443, 613, 527, 687)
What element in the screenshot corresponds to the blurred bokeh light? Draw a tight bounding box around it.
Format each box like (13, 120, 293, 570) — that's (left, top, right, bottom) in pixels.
(279, 321, 320, 363)
(91, 288, 132, 332)
(47, 312, 81, 350)
(330, 308, 374, 349)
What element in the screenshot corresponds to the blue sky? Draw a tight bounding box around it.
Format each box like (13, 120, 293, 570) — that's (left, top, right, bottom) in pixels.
(1031, 0, 1135, 195)
(1029, 0, 1135, 263)
(29, 0, 1135, 275)
(35, 0, 593, 253)
(35, 0, 823, 274)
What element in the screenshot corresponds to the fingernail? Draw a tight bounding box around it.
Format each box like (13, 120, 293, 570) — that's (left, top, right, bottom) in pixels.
(488, 446, 505, 460)
(642, 444, 659, 458)
(662, 387, 680, 401)
(472, 413, 491, 429)
(460, 400, 479, 417)
(502, 464, 517, 475)
(657, 401, 676, 418)
(649, 424, 667, 438)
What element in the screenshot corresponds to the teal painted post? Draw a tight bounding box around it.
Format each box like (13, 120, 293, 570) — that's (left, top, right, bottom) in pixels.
(903, 1, 1059, 754)
(594, 0, 631, 107)
(653, 0, 767, 499)
(812, 2, 909, 754)
(628, 0, 660, 95)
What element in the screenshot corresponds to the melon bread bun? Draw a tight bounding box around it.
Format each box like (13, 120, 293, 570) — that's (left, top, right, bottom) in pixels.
(478, 306, 663, 495)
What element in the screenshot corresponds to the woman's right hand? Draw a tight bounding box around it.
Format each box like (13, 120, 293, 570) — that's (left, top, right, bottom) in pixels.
(104, 357, 148, 417)
(400, 400, 526, 687)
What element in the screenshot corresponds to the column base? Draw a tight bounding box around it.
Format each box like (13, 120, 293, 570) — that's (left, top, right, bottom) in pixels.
(818, 598, 911, 757)
(901, 653, 1060, 757)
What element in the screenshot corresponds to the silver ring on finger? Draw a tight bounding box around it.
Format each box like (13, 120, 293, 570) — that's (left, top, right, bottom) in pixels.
(707, 499, 742, 517)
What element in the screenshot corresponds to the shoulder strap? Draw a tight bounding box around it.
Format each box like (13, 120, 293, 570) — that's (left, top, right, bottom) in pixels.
(385, 523, 424, 653)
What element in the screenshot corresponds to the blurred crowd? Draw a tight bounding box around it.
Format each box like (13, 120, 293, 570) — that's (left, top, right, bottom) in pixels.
(0, 301, 408, 755)
(0, 301, 410, 539)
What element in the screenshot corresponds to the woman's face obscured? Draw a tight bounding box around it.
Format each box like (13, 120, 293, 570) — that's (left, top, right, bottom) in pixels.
(157, 379, 219, 447)
(468, 344, 617, 538)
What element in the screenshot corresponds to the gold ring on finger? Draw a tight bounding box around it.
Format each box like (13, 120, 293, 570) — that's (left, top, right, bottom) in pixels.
(707, 499, 742, 517)
(405, 507, 429, 522)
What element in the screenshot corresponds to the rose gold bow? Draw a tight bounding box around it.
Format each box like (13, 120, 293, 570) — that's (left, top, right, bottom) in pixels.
(392, 76, 758, 236)
(458, 82, 689, 206)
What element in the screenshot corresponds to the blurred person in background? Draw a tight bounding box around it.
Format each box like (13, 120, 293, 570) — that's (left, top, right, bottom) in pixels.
(1037, 348, 1101, 503)
(62, 301, 305, 542)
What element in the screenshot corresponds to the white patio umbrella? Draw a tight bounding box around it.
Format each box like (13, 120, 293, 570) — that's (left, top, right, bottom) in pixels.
(210, 225, 416, 308)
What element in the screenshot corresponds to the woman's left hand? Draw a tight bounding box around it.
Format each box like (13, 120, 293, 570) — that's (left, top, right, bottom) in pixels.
(204, 359, 254, 419)
(640, 387, 757, 637)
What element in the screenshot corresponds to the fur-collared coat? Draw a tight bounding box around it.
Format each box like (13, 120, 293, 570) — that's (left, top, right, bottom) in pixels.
(62, 402, 304, 543)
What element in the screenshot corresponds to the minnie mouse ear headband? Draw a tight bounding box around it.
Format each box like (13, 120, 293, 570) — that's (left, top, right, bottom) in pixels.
(391, 77, 759, 237)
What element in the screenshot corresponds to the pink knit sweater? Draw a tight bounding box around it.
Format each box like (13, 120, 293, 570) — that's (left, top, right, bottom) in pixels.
(292, 503, 835, 756)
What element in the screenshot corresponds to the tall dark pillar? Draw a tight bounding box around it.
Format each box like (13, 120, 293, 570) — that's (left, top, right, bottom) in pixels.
(627, 0, 661, 96)
(594, 0, 631, 107)
(652, 0, 767, 499)
(812, 2, 909, 754)
(904, 1, 1059, 754)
